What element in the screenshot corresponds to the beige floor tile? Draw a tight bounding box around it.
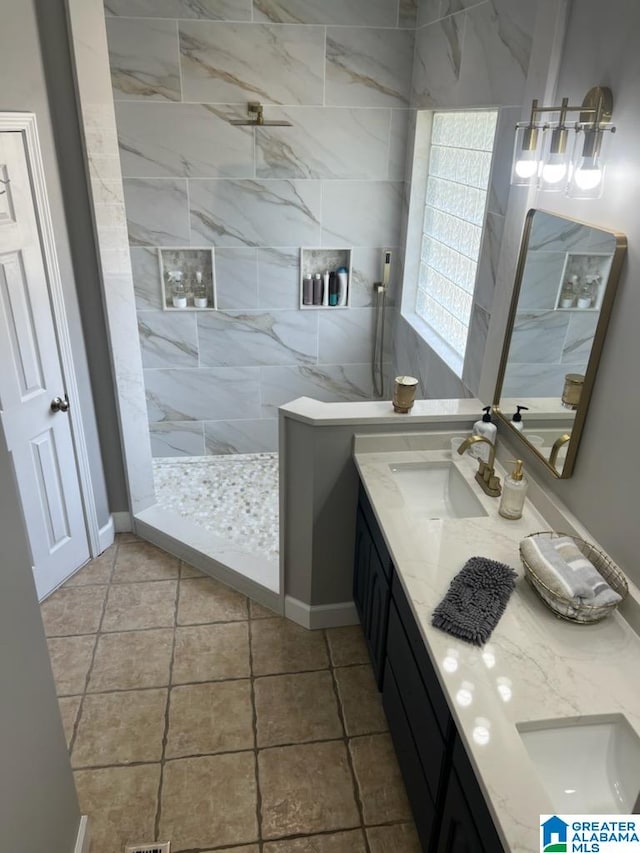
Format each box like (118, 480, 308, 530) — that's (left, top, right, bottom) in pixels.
(250, 599, 279, 619)
(177, 576, 248, 625)
(263, 830, 367, 852)
(202, 848, 260, 853)
(47, 635, 96, 695)
(58, 696, 82, 748)
(255, 670, 343, 747)
(251, 618, 329, 676)
(366, 823, 422, 852)
(64, 545, 116, 586)
(101, 580, 177, 632)
(166, 680, 254, 758)
(326, 625, 369, 667)
(75, 764, 160, 853)
(72, 689, 166, 767)
(349, 734, 412, 825)
(88, 628, 174, 692)
(41, 585, 107, 637)
(335, 665, 387, 737)
(160, 753, 258, 849)
(181, 561, 203, 579)
(112, 541, 180, 583)
(116, 532, 140, 543)
(172, 622, 250, 684)
(259, 741, 360, 839)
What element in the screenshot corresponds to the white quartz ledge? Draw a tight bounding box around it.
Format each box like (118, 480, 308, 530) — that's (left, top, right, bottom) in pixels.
(354, 437, 640, 853)
(279, 396, 482, 426)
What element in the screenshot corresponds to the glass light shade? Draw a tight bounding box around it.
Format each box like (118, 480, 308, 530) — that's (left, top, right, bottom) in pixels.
(567, 124, 611, 199)
(511, 124, 541, 186)
(538, 123, 573, 192)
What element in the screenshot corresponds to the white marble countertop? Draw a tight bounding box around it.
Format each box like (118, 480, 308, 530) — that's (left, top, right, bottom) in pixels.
(353, 435, 640, 853)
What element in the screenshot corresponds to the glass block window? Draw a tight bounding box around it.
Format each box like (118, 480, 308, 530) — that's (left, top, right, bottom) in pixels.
(417, 111, 498, 358)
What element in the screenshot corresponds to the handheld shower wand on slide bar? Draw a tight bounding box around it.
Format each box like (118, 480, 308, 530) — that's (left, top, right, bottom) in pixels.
(372, 250, 391, 398)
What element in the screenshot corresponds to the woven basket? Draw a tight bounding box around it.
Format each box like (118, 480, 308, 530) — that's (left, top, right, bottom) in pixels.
(520, 531, 628, 624)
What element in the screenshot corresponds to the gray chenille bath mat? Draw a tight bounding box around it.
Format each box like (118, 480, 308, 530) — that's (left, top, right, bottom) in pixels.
(432, 557, 518, 646)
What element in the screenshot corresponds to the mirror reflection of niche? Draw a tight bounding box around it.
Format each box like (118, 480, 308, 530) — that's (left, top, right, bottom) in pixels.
(495, 208, 626, 478)
(502, 214, 616, 401)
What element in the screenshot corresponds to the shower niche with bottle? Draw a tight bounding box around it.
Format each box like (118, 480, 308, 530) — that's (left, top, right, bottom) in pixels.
(159, 248, 217, 311)
(300, 247, 352, 309)
(555, 251, 612, 311)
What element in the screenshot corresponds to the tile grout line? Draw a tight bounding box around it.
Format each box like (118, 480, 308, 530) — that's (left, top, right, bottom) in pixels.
(154, 560, 182, 842)
(247, 612, 264, 851)
(322, 630, 372, 853)
(67, 537, 121, 756)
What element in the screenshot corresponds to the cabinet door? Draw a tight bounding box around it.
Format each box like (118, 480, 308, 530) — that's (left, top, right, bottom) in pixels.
(353, 507, 371, 624)
(366, 542, 390, 687)
(436, 770, 483, 853)
(383, 660, 434, 851)
(353, 504, 390, 689)
(386, 602, 446, 802)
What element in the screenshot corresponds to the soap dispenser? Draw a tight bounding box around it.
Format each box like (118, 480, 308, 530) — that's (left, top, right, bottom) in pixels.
(499, 460, 528, 520)
(471, 406, 497, 463)
(511, 405, 529, 432)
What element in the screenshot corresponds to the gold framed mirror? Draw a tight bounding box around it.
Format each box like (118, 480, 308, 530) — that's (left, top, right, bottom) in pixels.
(493, 209, 626, 478)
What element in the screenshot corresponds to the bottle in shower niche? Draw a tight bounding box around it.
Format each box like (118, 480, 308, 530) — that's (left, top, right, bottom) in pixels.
(336, 266, 348, 306)
(328, 271, 338, 306)
(193, 271, 208, 308)
(559, 280, 575, 308)
(577, 276, 594, 309)
(170, 271, 187, 308)
(302, 275, 313, 305)
(313, 272, 323, 305)
(322, 271, 329, 306)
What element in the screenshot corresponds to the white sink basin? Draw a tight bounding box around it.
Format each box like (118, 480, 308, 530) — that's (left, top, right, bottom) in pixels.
(388, 461, 488, 520)
(517, 715, 640, 813)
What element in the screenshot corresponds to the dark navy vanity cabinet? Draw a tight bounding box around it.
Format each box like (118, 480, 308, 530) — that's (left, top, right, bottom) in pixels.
(353, 485, 392, 688)
(353, 484, 506, 853)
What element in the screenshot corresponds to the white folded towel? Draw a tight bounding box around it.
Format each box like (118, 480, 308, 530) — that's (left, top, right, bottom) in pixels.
(521, 535, 621, 606)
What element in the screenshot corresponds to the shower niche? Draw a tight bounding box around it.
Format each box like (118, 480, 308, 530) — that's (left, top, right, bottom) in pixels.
(300, 247, 352, 309)
(159, 247, 217, 311)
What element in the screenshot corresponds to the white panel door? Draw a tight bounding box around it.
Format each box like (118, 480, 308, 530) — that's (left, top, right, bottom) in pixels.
(0, 131, 89, 597)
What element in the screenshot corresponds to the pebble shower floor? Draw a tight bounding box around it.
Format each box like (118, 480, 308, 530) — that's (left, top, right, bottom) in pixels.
(152, 453, 279, 562)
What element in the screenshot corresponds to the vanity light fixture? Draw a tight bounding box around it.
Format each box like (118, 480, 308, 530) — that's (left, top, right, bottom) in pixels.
(511, 86, 615, 198)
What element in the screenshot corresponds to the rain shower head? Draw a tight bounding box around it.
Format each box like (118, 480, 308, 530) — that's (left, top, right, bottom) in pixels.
(229, 102, 292, 127)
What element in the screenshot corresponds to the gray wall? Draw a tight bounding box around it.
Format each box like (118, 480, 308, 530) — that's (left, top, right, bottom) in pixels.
(0, 414, 79, 846)
(392, 0, 538, 399)
(0, 0, 126, 517)
(103, 0, 414, 457)
(282, 414, 477, 606)
(35, 0, 128, 513)
(495, 0, 640, 584)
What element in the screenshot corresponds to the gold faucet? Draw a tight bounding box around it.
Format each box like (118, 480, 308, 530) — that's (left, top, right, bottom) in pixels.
(457, 435, 502, 497)
(549, 432, 571, 468)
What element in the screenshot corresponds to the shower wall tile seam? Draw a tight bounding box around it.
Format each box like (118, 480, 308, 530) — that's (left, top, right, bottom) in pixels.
(107, 18, 418, 31)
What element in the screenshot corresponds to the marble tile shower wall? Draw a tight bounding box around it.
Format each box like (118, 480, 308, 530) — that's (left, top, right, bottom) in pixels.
(392, 0, 536, 400)
(104, 0, 417, 457)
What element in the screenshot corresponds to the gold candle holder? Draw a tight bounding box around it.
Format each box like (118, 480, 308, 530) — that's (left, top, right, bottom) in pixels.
(561, 373, 584, 409)
(393, 375, 419, 413)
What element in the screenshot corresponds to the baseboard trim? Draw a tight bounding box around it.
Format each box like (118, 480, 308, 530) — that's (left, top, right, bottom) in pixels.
(112, 511, 133, 533)
(284, 596, 359, 630)
(97, 517, 115, 553)
(74, 816, 89, 853)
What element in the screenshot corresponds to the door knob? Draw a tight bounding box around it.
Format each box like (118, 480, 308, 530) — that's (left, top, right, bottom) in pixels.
(51, 396, 70, 413)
